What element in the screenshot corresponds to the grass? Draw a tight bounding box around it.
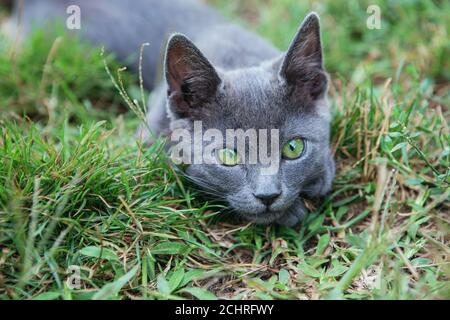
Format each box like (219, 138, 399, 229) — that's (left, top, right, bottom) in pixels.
(0, 0, 449, 300)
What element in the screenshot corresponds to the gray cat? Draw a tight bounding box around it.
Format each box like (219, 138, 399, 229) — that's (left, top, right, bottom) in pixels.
(5, 0, 335, 226)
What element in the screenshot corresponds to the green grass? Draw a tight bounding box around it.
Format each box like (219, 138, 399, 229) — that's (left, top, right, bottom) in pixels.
(0, 0, 449, 300)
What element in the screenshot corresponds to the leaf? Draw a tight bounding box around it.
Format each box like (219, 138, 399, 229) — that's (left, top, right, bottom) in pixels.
(411, 257, 432, 267)
(388, 131, 402, 138)
(298, 262, 322, 278)
(79, 246, 119, 261)
(335, 206, 348, 222)
(157, 273, 171, 295)
(391, 142, 408, 153)
(180, 287, 217, 300)
(326, 264, 348, 277)
(345, 232, 367, 249)
(381, 135, 393, 151)
(278, 269, 290, 285)
(169, 269, 185, 292)
(151, 242, 189, 255)
(308, 214, 325, 233)
(407, 223, 419, 239)
(249, 278, 275, 292)
(268, 275, 277, 286)
(405, 178, 423, 186)
(72, 291, 96, 300)
(180, 269, 204, 287)
(92, 265, 139, 300)
(32, 291, 61, 300)
(315, 233, 330, 256)
(390, 122, 399, 129)
(255, 292, 274, 300)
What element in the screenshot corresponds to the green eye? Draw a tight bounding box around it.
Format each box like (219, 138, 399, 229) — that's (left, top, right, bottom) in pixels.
(217, 148, 240, 166)
(282, 138, 305, 159)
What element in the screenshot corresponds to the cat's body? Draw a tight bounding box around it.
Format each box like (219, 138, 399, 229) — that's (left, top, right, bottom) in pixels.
(6, 0, 335, 226)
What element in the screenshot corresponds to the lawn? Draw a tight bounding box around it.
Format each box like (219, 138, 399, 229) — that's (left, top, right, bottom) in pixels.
(0, 0, 449, 300)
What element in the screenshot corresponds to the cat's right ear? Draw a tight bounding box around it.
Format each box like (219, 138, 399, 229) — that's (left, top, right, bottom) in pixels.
(165, 34, 221, 118)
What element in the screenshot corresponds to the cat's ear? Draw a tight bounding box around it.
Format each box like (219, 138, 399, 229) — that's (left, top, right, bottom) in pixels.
(278, 12, 328, 100)
(165, 33, 221, 117)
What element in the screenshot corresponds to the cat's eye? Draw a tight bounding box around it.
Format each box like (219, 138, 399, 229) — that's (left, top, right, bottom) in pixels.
(217, 148, 241, 166)
(282, 138, 305, 159)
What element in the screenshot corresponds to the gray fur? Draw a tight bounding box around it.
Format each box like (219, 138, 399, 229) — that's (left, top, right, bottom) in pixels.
(7, 0, 335, 226)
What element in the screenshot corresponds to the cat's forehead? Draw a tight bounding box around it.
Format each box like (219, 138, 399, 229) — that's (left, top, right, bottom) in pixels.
(222, 67, 278, 102)
(214, 67, 288, 129)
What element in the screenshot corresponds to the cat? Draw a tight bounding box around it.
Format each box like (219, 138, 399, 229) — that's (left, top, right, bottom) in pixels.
(5, 0, 335, 226)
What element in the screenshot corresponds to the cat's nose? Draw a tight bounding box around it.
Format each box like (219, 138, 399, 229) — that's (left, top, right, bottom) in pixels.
(253, 191, 281, 207)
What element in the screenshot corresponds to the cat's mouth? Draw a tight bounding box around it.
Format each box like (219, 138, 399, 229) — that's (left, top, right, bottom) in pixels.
(225, 190, 299, 224)
(229, 195, 297, 224)
(235, 203, 290, 224)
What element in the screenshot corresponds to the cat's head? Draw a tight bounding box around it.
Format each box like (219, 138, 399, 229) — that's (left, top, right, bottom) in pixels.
(165, 13, 334, 225)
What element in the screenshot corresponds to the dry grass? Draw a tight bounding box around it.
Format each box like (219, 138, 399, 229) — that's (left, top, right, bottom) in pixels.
(0, 0, 449, 300)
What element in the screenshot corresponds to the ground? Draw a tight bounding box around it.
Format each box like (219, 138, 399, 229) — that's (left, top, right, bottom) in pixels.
(0, 0, 449, 300)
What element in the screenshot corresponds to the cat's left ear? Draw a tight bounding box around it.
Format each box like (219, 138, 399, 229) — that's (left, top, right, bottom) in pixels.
(278, 12, 328, 100)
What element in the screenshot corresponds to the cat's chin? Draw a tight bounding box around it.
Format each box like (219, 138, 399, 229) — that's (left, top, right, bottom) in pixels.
(240, 198, 308, 227)
(274, 199, 308, 227)
(243, 210, 287, 225)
